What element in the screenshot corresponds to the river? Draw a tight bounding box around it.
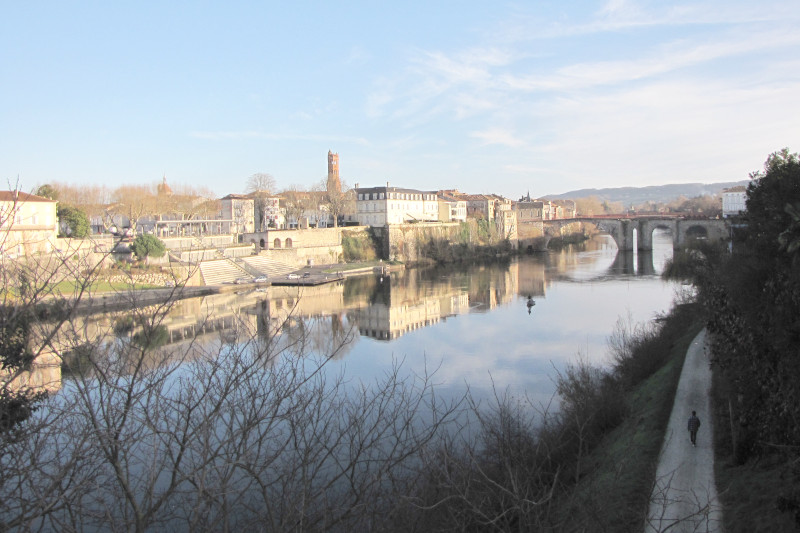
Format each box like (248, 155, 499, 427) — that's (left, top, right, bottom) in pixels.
(27, 231, 680, 406)
(322, 230, 679, 405)
(5, 230, 681, 530)
(50, 230, 676, 404)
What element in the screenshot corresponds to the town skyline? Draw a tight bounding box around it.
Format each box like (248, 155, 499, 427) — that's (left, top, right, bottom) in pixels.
(2, 1, 798, 199)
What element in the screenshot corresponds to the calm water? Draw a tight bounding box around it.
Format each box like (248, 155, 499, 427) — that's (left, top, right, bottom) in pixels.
(324, 231, 679, 405)
(8, 230, 681, 529)
(47, 231, 679, 407)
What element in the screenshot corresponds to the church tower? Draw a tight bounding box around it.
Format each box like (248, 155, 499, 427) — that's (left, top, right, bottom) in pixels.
(327, 150, 341, 194)
(157, 175, 173, 196)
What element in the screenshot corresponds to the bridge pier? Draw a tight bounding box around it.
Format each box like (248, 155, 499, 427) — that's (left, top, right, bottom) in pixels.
(579, 217, 729, 252)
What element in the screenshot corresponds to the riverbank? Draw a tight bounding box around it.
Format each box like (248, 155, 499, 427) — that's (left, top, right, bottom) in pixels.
(552, 305, 704, 531)
(70, 260, 401, 312)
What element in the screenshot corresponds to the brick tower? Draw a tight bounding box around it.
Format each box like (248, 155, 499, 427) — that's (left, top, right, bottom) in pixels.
(327, 150, 341, 194)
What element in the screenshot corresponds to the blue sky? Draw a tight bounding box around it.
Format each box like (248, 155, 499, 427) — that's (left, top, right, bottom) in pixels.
(2, 1, 799, 199)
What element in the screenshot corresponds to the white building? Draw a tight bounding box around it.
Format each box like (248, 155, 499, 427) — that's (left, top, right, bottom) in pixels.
(437, 192, 467, 222)
(722, 186, 747, 218)
(355, 184, 439, 226)
(0, 191, 58, 257)
(219, 194, 255, 236)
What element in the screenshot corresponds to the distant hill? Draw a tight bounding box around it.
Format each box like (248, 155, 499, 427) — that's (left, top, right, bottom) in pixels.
(544, 181, 750, 206)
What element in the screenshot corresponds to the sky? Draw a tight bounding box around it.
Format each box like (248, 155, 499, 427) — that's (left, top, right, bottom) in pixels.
(2, 0, 799, 200)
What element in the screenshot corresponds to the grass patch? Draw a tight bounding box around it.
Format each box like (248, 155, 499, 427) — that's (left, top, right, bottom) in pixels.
(555, 313, 703, 531)
(50, 280, 161, 294)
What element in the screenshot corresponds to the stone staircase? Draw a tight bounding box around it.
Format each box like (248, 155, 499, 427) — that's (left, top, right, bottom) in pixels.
(240, 256, 297, 278)
(199, 259, 251, 285)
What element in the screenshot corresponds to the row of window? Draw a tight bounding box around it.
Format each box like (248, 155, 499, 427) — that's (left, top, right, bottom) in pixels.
(359, 202, 440, 213)
(358, 192, 437, 201)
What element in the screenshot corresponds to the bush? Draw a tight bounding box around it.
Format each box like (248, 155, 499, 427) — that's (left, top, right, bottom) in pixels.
(57, 205, 90, 238)
(130, 234, 166, 260)
(342, 231, 377, 262)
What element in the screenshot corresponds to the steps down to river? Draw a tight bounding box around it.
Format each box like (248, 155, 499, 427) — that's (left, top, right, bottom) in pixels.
(240, 256, 297, 278)
(199, 259, 251, 285)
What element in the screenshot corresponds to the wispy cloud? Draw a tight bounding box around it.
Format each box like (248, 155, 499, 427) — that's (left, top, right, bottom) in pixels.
(503, 27, 800, 92)
(470, 127, 525, 148)
(189, 131, 370, 145)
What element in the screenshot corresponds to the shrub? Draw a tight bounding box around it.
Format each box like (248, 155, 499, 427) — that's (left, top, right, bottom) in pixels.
(130, 234, 166, 260)
(342, 231, 377, 262)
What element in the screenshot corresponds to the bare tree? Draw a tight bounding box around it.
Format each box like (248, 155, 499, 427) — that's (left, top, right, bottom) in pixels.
(280, 186, 309, 229)
(246, 174, 277, 232)
(104, 185, 160, 235)
(324, 179, 356, 228)
(0, 188, 110, 432)
(0, 286, 464, 531)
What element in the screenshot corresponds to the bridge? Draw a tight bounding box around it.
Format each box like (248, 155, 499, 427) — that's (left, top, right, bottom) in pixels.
(542, 215, 730, 251)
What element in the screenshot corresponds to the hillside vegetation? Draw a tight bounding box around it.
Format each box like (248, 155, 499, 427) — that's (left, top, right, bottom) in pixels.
(664, 149, 800, 531)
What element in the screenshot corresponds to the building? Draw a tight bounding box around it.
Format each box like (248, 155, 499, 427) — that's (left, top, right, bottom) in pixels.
(219, 194, 255, 236)
(437, 191, 467, 222)
(247, 191, 285, 230)
(495, 209, 518, 242)
(354, 184, 439, 226)
(514, 195, 547, 223)
(463, 194, 496, 220)
(261, 195, 285, 229)
(552, 199, 577, 219)
(0, 191, 58, 257)
(327, 150, 341, 194)
(514, 193, 572, 222)
(722, 186, 747, 218)
(157, 176, 173, 197)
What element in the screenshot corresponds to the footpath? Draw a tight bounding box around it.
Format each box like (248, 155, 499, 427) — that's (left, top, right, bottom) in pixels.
(645, 329, 724, 532)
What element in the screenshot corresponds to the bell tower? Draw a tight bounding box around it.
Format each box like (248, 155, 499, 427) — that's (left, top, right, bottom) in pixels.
(327, 150, 341, 193)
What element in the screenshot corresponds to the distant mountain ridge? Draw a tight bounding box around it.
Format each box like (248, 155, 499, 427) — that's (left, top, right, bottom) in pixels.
(544, 181, 750, 206)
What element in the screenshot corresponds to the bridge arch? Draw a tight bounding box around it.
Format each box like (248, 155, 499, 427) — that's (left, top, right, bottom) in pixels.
(638, 220, 677, 250)
(562, 217, 729, 251)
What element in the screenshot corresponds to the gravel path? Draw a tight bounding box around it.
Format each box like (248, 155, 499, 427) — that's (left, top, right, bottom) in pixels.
(645, 329, 724, 533)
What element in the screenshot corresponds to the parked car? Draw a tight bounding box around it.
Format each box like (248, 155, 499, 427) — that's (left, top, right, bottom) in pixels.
(253, 276, 268, 283)
(302, 272, 311, 278)
(234, 277, 252, 284)
(287, 273, 300, 279)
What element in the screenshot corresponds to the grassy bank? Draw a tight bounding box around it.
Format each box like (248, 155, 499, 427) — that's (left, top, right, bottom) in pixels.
(554, 305, 703, 531)
(404, 299, 706, 531)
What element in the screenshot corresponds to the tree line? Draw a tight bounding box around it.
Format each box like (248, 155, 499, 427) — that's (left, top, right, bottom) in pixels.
(665, 148, 800, 528)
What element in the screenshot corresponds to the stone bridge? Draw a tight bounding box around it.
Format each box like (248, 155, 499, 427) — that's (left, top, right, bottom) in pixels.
(543, 216, 730, 251)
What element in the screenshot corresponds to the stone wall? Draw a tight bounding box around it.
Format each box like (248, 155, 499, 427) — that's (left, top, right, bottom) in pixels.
(249, 227, 347, 267)
(381, 223, 462, 262)
(103, 263, 201, 287)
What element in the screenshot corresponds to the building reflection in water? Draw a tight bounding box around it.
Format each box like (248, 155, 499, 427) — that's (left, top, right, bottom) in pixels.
(10, 242, 635, 396)
(345, 262, 534, 341)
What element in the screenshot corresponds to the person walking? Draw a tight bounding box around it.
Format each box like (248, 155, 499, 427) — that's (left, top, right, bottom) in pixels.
(688, 410, 701, 446)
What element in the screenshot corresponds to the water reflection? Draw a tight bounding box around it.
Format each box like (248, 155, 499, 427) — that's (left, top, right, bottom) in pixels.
(10, 234, 678, 403)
